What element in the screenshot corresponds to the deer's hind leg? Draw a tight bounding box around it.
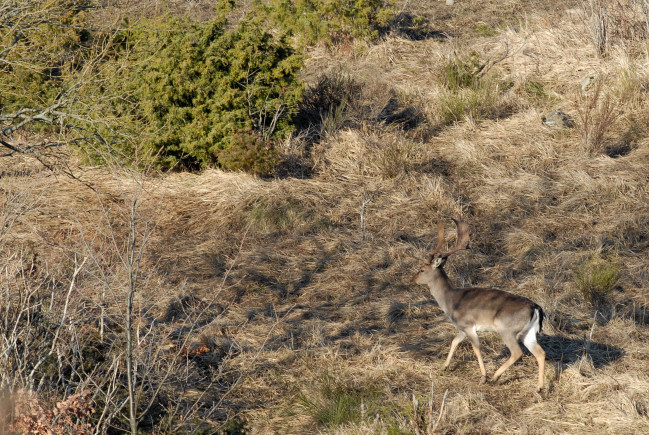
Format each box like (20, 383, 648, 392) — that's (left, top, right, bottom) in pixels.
(523, 328, 546, 391)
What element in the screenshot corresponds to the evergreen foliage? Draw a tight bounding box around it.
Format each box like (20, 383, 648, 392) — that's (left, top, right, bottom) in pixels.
(118, 6, 303, 173)
(2, 0, 397, 175)
(0, 0, 106, 134)
(256, 0, 395, 47)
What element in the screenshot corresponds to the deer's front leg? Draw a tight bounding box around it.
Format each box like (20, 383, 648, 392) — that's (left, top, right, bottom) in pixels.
(443, 330, 467, 370)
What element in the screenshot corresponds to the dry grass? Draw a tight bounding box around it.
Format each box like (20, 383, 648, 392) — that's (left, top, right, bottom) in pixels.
(3, 0, 649, 433)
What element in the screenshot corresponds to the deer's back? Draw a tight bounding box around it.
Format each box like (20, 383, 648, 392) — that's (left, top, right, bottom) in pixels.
(449, 287, 538, 333)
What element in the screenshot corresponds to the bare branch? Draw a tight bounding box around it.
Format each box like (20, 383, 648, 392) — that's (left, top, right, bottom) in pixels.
(476, 37, 527, 83)
(26, 256, 88, 388)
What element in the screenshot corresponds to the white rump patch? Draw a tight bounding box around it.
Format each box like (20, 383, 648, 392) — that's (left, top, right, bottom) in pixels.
(522, 308, 541, 349)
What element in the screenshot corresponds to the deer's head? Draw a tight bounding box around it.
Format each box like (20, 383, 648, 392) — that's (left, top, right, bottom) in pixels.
(414, 219, 470, 284)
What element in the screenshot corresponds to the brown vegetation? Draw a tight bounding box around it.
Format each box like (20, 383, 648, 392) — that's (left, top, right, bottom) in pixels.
(2, 0, 649, 433)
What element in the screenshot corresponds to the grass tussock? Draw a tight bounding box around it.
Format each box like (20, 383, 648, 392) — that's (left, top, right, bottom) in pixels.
(436, 49, 517, 126)
(296, 375, 383, 428)
(575, 254, 621, 309)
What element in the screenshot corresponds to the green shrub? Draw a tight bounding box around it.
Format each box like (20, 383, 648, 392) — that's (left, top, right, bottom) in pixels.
(575, 256, 620, 308)
(0, 1, 89, 112)
(113, 4, 303, 173)
(256, 0, 396, 47)
(439, 91, 467, 125)
(0, 0, 125, 147)
(220, 415, 248, 434)
(218, 130, 278, 176)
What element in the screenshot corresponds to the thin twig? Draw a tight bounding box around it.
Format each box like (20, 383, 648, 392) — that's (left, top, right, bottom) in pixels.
(27, 256, 87, 387)
(432, 389, 449, 433)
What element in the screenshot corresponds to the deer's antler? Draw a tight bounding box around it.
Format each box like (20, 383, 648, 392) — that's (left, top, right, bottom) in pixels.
(428, 218, 470, 261)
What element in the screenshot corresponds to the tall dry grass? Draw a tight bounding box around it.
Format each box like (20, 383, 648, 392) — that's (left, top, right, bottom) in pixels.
(2, 0, 649, 433)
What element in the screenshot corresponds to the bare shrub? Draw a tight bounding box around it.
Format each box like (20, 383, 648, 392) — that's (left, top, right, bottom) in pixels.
(582, 0, 610, 56)
(0, 153, 288, 432)
(579, 0, 649, 55)
(295, 71, 363, 141)
(636, 0, 649, 34)
(610, 0, 649, 41)
(409, 383, 448, 435)
(576, 78, 620, 153)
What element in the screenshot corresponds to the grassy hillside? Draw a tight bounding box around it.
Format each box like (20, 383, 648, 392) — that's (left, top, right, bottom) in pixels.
(2, 0, 649, 433)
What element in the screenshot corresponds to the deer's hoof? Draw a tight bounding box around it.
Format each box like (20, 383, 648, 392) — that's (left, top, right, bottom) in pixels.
(479, 376, 487, 385)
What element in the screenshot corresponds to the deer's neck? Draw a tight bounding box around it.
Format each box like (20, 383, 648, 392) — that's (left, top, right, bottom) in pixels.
(426, 268, 458, 315)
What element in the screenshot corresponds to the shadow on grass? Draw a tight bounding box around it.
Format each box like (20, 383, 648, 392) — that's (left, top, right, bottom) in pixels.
(394, 325, 624, 371)
(392, 13, 449, 41)
(540, 334, 625, 369)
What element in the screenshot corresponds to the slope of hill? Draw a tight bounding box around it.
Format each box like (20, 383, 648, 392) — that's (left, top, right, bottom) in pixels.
(2, 0, 649, 433)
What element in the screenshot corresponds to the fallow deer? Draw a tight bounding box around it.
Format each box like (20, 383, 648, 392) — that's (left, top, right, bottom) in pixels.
(413, 219, 546, 391)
